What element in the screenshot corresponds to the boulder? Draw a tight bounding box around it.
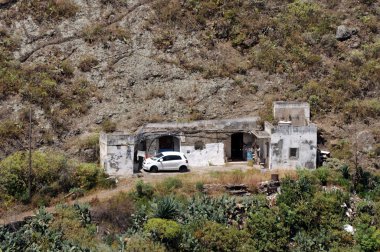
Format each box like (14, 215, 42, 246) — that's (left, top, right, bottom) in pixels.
(0, 0, 11, 4)
(336, 25, 358, 41)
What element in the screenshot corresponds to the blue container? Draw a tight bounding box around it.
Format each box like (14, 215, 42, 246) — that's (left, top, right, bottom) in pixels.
(247, 151, 253, 161)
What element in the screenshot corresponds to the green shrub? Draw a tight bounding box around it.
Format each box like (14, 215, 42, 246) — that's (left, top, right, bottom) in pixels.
(195, 182, 204, 192)
(0, 120, 23, 144)
(316, 167, 330, 186)
(0, 207, 85, 251)
(74, 163, 100, 190)
(340, 165, 350, 179)
(60, 60, 74, 77)
(152, 196, 180, 220)
(0, 151, 66, 200)
(355, 225, 380, 252)
(247, 206, 290, 251)
(125, 235, 167, 252)
(144, 218, 181, 243)
(252, 37, 286, 74)
(79, 133, 99, 149)
(159, 177, 183, 193)
(50, 204, 99, 249)
(69, 187, 85, 199)
(196, 221, 250, 252)
(135, 180, 154, 199)
(344, 99, 380, 120)
(330, 140, 352, 161)
(19, 0, 78, 23)
(277, 174, 316, 207)
(101, 119, 117, 133)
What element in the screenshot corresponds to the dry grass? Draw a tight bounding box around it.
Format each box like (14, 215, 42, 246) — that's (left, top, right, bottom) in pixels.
(78, 56, 99, 72)
(170, 168, 298, 196)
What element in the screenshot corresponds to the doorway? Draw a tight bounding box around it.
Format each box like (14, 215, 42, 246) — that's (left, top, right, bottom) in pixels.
(231, 133, 244, 161)
(158, 136, 180, 152)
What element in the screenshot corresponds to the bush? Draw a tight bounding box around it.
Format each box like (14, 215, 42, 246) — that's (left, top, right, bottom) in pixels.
(344, 99, 380, 120)
(78, 56, 99, 72)
(0, 120, 23, 145)
(19, 0, 78, 23)
(152, 196, 180, 220)
(340, 165, 350, 179)
(134, 180, 154, 199)
(252, 37, 286, 74)
(355, 225, 380, 252)
(195, 221, 250, 252)
(247, 206, 290, 251)
(158, 177, 183, 193)
(82, 23, 129, 44)
(195, 182, 204, 192)
(101, 119, 117, 133)
(0, 151, 66, 200)
(0, 151, 106, 209)
(50, 204, 98, 249)
(277, 174, 316, 207)
(125, 235, 167, 252)
(92, 192, 135, 232)
(144, 218, 181, 244)
(74, 163, 101, 190)
(0, 207, 84, 251)
(316, 167, 330, 186)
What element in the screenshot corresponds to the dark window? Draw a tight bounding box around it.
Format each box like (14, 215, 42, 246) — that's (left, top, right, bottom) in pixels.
(289, 148, 299, 159)
(163, 155, 182, 161)
(194, 141, 205, 150)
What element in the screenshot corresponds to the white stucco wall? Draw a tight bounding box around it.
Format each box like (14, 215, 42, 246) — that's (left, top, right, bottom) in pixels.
(268, 124, 317, 169)
(181, 143, 225, 167)
(100, 133, 135, 177)
(99, 133, 108, 170)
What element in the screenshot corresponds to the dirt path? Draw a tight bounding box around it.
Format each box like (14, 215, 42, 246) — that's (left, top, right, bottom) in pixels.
(0, 164, 251, 226)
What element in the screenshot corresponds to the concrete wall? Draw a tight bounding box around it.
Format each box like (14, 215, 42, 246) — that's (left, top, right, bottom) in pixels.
(143, 117, 259, 132)
(99, 133, 108, 170)
(268, 124, 317, 169)
(273, 102, 310, 126)
(99, 133, 135, 176)
(181, 143, 225, 167)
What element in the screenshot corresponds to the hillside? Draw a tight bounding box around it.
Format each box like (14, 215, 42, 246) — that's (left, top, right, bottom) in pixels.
(0, 0, 379, 168)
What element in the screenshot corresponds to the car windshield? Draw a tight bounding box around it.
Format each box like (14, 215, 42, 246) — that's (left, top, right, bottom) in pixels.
(152, 153, 164, 160)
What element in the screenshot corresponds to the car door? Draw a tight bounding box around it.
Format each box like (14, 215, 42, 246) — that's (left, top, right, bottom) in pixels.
(161, 155, 180, 170)
(161, 155, 173, 170)
(169, 155, 182, 170)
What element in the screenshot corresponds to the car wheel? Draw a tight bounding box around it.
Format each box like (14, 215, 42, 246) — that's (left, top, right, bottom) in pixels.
(150, 166, 158, 173)
(179, 165, 188, 173)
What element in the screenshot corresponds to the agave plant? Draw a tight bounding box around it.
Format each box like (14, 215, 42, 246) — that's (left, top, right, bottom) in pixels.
(152, 196, 180, 220)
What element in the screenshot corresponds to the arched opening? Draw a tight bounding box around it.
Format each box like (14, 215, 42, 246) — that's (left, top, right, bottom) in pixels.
(158, 135, 180, 152)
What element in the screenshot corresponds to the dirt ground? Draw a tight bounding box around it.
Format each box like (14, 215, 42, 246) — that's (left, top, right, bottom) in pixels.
(0, 163, 255, 226)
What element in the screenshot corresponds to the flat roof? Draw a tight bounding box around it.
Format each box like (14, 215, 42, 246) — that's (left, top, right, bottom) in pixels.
(143, 117, 260, 129)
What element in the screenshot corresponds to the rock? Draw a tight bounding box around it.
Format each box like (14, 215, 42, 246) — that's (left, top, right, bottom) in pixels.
(357, 130, 375, 152)
(336, 25, 357, 41)
(83, 148, 96, 162)
(343, 224, 355, 234)
(0, 0, 12, 5)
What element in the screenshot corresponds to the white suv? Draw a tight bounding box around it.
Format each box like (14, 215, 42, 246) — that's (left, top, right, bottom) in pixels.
(143, 152, 189, 172)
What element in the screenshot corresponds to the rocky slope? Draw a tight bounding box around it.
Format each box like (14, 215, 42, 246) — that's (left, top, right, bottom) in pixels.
(0, 0, 379, 168)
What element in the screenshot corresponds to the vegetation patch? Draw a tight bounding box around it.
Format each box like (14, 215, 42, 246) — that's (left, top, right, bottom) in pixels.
(19, 0, 78, 23)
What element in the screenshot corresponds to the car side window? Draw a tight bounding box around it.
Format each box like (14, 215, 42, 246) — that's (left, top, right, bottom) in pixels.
(163, 155, 182, 161)
(170, 155, 182, 160)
